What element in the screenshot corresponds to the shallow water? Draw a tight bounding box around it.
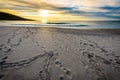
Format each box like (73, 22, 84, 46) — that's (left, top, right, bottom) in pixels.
(0, 21, 120, 29)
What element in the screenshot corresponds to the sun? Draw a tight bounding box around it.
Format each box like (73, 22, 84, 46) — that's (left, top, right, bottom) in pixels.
(39, 9, 48, 17)
(38, 9, 63, 23)
(38, 9, 49, 23)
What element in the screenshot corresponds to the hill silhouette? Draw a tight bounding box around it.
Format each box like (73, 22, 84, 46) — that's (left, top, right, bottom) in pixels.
(0, 12, 33, 20)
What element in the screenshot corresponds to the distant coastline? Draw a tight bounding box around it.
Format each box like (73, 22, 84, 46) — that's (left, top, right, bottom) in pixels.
(0, 12, 33, 20)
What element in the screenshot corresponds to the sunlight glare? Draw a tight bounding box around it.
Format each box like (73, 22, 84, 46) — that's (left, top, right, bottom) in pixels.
(42, 19, 47, 24)
(39, 9, 48, 17)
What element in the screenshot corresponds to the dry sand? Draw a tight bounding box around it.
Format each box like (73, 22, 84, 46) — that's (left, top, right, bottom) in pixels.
(0, 27, 120, 80)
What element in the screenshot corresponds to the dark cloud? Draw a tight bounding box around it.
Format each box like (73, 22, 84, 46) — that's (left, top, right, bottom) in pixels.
(100, 6, 120, 10)
(56, 6, 86, 15)
(57, 5, 79, 11)
(57, 7, 74, 11)
(97, 6, 120, 19)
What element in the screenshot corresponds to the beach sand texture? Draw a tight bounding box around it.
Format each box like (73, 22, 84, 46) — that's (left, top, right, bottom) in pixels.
(0, 27, 120, 80)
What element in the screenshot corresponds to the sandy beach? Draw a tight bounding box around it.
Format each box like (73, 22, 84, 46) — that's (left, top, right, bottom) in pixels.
(0, 27, 120, 80)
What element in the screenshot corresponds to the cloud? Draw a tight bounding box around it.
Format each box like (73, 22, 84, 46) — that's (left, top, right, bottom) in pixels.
(100, 6, 120, 11)
(55, 1, 120, 19)
(0, 0, 57, 10)
(0, 0, 120, 20)
(96, 6, 120, 19)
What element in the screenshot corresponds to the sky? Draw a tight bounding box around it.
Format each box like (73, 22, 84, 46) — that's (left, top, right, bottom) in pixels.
(0, 0, 120, 22)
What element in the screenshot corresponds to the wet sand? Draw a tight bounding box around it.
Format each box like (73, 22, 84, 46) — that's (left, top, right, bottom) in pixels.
(0, 27, 120, 80)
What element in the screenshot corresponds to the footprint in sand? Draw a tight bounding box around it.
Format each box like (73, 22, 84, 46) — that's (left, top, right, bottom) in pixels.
(54, 59, 72, 80)
(54, 59, 62, 67)
(65, 69, 71, 76)
(64, 68, 72, 79)
(4, 48, 12, 53)
(1, 56, 8, 60)
(7, 38, 11, 44)
(0, 44, 4, 47)
(59, 74, 65, 80)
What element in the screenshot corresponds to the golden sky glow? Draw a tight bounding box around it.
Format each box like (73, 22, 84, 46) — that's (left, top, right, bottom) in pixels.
(0, 0, 120, 22)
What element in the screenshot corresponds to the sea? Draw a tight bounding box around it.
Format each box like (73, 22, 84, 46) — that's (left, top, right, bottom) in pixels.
(0, 21, 120, 29)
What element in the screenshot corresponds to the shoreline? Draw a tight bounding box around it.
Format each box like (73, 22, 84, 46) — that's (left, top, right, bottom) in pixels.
(1, 26, 120, 32)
